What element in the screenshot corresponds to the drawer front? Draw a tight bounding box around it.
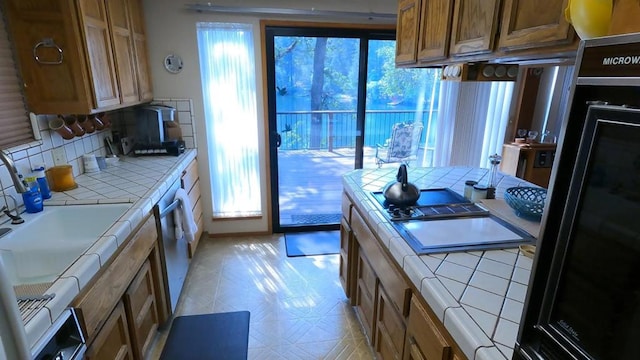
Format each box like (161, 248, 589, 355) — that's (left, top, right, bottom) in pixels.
(352, 208, 410, 316)
(406, 296, 451, 360)
(341, 192, 353, 222)
(181, 158, 199, 193)
(187, 178, 200, 210)
(192, 195, 203, 223)
(188, 196, 204, 258)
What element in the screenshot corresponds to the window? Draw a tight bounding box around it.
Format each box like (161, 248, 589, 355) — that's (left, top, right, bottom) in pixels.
(196, 23, 261, 218)
(434, 80, 514, 167)
(0, 9, 34, 148)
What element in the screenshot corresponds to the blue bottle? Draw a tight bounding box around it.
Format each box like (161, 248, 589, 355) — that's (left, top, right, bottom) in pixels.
(32, 166, 51, 199)
(22, 176, 43, 213)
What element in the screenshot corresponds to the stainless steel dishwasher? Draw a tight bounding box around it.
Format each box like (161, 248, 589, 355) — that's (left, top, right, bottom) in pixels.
(153, 178, 190, 317)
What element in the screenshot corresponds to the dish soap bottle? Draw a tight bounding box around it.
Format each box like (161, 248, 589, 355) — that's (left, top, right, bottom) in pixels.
(21, 175, 43, 213)
(32, 165, 51, 199)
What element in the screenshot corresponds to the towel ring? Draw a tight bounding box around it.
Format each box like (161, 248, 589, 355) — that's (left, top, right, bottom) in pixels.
(33, 38, 64, 65)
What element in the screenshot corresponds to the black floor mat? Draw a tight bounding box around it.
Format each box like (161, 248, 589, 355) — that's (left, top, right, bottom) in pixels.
(160, 311, 250, 360)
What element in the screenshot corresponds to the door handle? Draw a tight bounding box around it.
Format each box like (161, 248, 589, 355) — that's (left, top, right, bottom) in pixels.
(274, 132, 282, 148)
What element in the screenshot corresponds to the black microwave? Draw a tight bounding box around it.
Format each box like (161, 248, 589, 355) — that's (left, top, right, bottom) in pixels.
(516, 33, 640, 360)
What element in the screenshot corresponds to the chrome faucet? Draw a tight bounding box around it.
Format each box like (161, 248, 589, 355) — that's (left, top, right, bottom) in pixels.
(1, 194, 23, 224)
(0, 150, 26, 224)
(0, 150, 26, 194)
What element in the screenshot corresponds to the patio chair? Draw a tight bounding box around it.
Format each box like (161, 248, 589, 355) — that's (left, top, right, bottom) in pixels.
(375, 122, 423, 167)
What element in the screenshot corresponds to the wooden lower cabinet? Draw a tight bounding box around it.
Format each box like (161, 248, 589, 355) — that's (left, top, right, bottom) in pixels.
(85, 301, 133, 360)
(123, 259, 159, 360)
(403, 296, 451, 360)
(75, 214, 167, 360)
(375, 284, 406, 360)
(342, 192, 468, 360)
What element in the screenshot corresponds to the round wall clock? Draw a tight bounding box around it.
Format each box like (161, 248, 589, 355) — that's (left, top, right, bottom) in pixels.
(164, 54, 183, 74)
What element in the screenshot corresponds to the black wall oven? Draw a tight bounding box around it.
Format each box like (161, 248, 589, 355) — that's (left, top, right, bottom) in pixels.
(516, 33, 640, 360)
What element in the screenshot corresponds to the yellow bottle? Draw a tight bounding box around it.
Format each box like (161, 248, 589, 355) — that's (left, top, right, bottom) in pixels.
(565, 0, 613, 39)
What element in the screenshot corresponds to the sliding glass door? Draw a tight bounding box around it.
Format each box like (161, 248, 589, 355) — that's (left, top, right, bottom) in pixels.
(265, 26, 440, 232)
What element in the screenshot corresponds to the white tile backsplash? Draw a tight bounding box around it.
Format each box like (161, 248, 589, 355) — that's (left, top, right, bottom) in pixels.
(0, 114, 112, 212)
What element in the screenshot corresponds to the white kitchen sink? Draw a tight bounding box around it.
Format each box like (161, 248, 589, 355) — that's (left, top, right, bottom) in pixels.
(0, 203, 131, 285)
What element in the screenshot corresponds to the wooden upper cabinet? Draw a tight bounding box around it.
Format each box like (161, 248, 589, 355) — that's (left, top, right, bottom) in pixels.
(395, 0, 421, 65)
(105, 0, 139, 104)
(3, 0, 153, 115)
(128, 0, 153, 102)
(449, 0, 502, 56)
(497, 0, 575, 51)
(78, 0, 120, 109)
(3, 0, 95, 114)
(416, 0, 455, 62)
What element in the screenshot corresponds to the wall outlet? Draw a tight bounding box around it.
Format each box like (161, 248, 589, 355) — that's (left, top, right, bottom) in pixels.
(52, 146, 67, 165)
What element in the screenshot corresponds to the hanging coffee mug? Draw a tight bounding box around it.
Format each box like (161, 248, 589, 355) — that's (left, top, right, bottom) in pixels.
(49, 117, 74, 140)
(97, 112, 111, 128)
(90, 114, 105, 131)
(78, 115, 96, 134)
(62, 115, 85, 137)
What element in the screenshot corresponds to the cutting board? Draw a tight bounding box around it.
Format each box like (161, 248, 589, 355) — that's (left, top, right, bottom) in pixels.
(401, 216, 525, 249)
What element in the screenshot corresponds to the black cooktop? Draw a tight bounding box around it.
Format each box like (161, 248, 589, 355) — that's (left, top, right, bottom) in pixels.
(371, 188, 467, 208)
(370, 188, 489, 221)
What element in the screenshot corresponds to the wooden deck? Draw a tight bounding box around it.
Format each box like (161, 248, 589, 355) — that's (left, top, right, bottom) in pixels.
(277, 147, 425, 226)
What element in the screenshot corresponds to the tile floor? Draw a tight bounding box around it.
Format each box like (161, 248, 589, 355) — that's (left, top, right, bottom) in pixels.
(147, 235, 376, 359)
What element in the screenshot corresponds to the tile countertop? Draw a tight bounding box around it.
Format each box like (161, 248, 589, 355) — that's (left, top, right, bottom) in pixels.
(342, 166, 541, 360)
(21, 149, 197, 351)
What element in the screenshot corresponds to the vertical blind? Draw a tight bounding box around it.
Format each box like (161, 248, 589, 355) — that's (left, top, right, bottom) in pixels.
(433, 80, 514, 168)
(0, 9, 34, 148)
(196, 22, 262, 218)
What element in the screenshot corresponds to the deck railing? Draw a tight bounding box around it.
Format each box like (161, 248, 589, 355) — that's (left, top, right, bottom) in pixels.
(276, 109, 438, 152)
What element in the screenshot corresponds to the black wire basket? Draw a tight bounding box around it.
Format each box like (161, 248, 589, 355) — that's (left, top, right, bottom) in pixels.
(504, 187, 547, 221)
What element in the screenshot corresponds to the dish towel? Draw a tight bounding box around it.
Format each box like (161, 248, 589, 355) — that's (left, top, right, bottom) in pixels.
(173, 188, 198, 243)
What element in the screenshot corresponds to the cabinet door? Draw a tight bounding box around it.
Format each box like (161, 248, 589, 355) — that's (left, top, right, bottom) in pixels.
(78, 0, 120, 108)
(85, 301, 134, 360)
(3, 0, 95, 114)
(339, 217, 355, 303)
(416, 0, 455, 62)
(403, 297, 451, 360)
(355, 247, 377, 342)
(375, 284, 406, 360)
(498, 0, 574, 51)
(449, 0, 501, 56)
(124, 259, 159, 360)
(105, 0, 139, 104)
(128, 0, 153, 102)
(395, 0, 421, 65)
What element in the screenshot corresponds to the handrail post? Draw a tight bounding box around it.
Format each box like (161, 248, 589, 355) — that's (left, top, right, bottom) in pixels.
(328, 113, 334, 152)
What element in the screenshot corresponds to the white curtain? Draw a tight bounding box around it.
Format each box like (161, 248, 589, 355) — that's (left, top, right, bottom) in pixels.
(433, 81, 514, 168)
(197, 23, 262, 218)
